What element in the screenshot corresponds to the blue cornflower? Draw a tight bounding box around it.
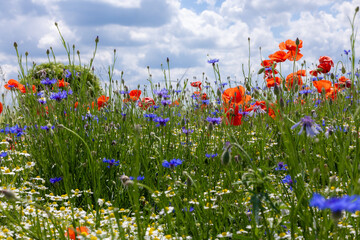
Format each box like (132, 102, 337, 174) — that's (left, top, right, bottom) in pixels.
(40, 78, 57, 85)
(182, 127, 193, 135)
(291, 116, 322, 137)
(103, 158, 120, 168)
(202, 99, 210, 105)
(120, 90, 129, 94)
(38, 98, 46, 104)
(0, 152, 7, 158)
(144, 113, 157, 121)
(299, 89, 313, 94)
(49, 90, 68, 101)
(65, 69, 72, 78)
(282, 175, 295, 190)
(162, 159, 183, 168)
(310, 193, 360, 213)
(163, 94, 171, 99)
(174, 90, 181, 93)
(183, 207, 194, 212)
(211, 109, 219, 116)
(154, 88, 169, 98)
(161, 100, 172, 106)
(41, 125, 55, 132)
(129, 176, 145, 181)
(275, 162, 287, 171)
(50, 177, 62, 184)
(10, 125, 27, 137)
(205, 153, 218, 158)
(206, 117, 222, 125)
(154, 117, 169, 127)
(208, 59, 219, 64)
(344, 49, 351, 55)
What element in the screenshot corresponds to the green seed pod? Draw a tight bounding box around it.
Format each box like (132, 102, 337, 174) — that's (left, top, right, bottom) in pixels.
(221, 145, 231, 166)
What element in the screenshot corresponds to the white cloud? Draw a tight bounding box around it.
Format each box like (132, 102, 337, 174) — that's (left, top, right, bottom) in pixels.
(93, 0, 141, 8)
(0, 0, 360, 90)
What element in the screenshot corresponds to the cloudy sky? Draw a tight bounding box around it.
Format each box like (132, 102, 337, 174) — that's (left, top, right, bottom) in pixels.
(0, 0, 359, 91)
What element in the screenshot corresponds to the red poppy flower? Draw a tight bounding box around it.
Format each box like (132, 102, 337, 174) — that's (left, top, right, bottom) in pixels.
(57, 79, 70, 88)
(224, 104, 243, 126)
(97, 95, 109, 110)
(317, 56, 334, 74)
(190, 81, 202, 91)
(261, 60, 276, 68)
(201, 92, 208, 100)
(18, 84, 26, 93)
(338, 76, 349, 83)
(123, 90, 142, 103)
(279, 39, 303, 61)
(313, 80, 332, 93)
(4, 79, 20, 90)
(138, 97, 155, 110)
(286, 70, 306, 89)
(65, 226, 89, 240)
(0, 102, 3, 114)
(266, 77, 281, 88)
(268, 51, 288, 63)
(170, 100, 180, 107)
(222, 86, 251, 107)
(279, 39, 303, 52)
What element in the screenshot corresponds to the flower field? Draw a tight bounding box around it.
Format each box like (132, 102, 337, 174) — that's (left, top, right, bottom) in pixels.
(1, 8, 360, 240)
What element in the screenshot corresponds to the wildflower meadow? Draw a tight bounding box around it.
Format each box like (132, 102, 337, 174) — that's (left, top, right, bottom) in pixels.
(1, 6, 360, 240)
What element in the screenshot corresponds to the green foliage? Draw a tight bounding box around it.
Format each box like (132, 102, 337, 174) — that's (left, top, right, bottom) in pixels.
(24, 61, 102, 97)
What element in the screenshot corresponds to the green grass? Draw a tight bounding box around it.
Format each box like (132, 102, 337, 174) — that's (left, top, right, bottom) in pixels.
(0, 8, 360, 240)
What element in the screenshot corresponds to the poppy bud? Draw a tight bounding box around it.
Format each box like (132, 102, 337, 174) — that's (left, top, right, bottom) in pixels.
(167, 57, 169, 63)
(279, 97, 285, 108)
(341, 66, 346, 74)
(295, 38, 300, 46)
(25, 51, 28, 56)
(13, 42, 18, 48)
(46, 49, 50, 55)
(95, 36, 99, 43)
(221, 145, 231, 166)
(257, 68, 265, 74)
(77, 50, 80, 55)
(356, 6, 359, 13)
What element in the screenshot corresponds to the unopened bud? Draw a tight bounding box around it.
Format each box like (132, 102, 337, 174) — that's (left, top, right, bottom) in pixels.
(221, 145, 231, 166)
